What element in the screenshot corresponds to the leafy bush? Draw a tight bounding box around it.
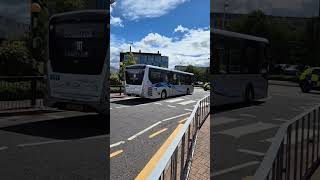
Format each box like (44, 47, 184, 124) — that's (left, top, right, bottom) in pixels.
(0, 41, 39, 76)
(110, 73, 121, 85)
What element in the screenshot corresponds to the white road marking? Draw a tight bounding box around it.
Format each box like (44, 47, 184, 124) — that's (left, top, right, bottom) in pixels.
(110, 108, 113, 110)
(211, 161, 260, 177)
(239, 114, 257, 118)
(161, 112, 191, 122)
(178, 100, 196, 105)
(110, 141, 125, 148)
(127, 112, 191, 141)
(238, 149, 265, 156)
(184, 109, 193, 112)
(217, 122, 278, 138)
(0, 146, 8, 151)
(167, 105, 176, 108)
(212, 117, 241, 126)
(165, 98, 185, 103)
(17, 140, 67, 147)
(128, 121, 162, 141)
(154, 102, 162, 105)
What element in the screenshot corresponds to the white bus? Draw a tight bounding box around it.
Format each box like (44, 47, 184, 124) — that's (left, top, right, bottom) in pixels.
(211, 29, 270, 106)
(125, 64, 194, 99)
(45, 10, 109, 114)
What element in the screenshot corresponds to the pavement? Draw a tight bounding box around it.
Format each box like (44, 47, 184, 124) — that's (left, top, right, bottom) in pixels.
(189, 115, 210, 180)
(110, 88, 209, 180)
(211, 84, 320, 180)
(0, 109, 108, 180)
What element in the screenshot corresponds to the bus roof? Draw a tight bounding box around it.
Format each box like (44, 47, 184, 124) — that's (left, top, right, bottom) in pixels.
(50, 10, 108, 23)
(126, 64, 194, 76)
(213, 29, 269, 44)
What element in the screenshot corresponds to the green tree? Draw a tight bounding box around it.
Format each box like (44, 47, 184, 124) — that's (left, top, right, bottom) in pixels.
(184, 65, 209, 83)
(110, 73, 121, 85)
(0, 41, 39, 76)
(119, 52, 136, 81)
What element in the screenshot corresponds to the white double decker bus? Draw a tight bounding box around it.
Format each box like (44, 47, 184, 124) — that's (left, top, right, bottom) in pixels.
(211, 29, 270, 106)
(125, 64, 194, 99)
(45, 10, 109, 114)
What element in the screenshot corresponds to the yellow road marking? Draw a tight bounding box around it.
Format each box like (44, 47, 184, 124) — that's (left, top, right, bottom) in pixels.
(149, 128, 168, 138)
(179, 118, 188, 124)
(110, 150, 123, 158)
(135, 123, 184, 180)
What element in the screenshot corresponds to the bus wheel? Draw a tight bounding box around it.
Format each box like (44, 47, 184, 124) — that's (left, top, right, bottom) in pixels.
(161, 90, 167, 99)
(186, 88, 190, 95)
(245, 87, 254, 104)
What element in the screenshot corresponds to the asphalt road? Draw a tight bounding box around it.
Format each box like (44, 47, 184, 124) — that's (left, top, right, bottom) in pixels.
(211, 84, 320, 180)
(110, 88, 209, 180)
(0, 111, 108, 180)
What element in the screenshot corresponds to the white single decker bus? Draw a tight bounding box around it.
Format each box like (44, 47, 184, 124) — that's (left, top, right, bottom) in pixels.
(46, 10, 109, 114)
(211, 29, 270, 106)
(125, 64, 194, 99)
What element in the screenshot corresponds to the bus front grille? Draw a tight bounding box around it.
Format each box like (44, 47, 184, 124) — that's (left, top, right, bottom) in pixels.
(148, 87, 153, 96)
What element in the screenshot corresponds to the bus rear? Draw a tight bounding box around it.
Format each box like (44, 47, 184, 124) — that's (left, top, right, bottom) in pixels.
(124, 65, 146, 97)
(46, 10, 109, 114)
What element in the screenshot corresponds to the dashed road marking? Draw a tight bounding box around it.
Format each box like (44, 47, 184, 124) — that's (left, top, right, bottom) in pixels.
(167, 105, 176, 108)
(217, 122, 278, 138)
(149, 128, 168, 138)
(238, 149, 265, 156)
(211, 161, 260, 177)
(125, 112, 190, 141)
(179, 118, 188, 124)
(110, 150, 123, 158)
(162, 113, 191, 122)
(128, 122, 162, 141)
(165, 98, 185, 103)
(154, 102, 162, 105)
(184, 109, 193, 112)
(178, 100, 196, 105)
(110, 141, 125, 148)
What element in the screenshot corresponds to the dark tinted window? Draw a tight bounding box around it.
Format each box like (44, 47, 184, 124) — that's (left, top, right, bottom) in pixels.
(149, 68, 169, 84)
(125, 68, 145, 85)
(49, 22, 107, 75)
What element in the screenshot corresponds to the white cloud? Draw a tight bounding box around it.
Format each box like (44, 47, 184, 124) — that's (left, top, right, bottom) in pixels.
(110, 2, 124, 27)
(111, 26, 210, 69)
(174, 25, 189, 33)
(119, 0, 189, 20)
(111, 16, 124, 27)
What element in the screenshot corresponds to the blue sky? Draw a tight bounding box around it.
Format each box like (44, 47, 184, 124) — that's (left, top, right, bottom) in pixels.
(110, 0, 210, 69)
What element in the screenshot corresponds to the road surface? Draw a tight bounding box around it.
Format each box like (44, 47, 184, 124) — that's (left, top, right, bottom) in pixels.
(211, 84, 320, 180)
(0, 111, 108, 180)
(110, 88, 209, 180)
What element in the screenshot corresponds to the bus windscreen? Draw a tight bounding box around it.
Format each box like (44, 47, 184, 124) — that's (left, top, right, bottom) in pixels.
(49, 22, 107, 75)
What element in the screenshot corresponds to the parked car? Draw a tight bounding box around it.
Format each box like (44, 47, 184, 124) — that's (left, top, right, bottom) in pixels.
(299, 67, 320, 93)
(284, 65, 300, 76)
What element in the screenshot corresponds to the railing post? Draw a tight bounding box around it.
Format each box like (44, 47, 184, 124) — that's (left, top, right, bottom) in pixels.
(120, 85, 122, 95)
(31, 78, 37, 106)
